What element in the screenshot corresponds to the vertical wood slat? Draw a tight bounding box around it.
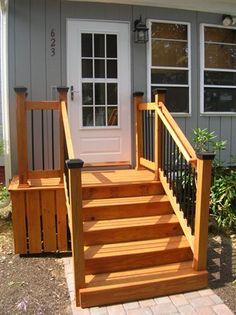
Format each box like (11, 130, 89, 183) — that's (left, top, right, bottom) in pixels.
(56, 190, 68, 251)
(11, 191, 27, 254)
(41, 190, 57, 252)
(193, 153, 215, 271)
(26, 191, 42, 253)
(67, 160, 85, 306)
(15, 87, 29, 186)
(57, 87, 69, 183)
(134, 92, 144, 170)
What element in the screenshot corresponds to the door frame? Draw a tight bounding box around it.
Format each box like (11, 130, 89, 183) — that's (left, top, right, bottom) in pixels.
(66, 19, 132, 163)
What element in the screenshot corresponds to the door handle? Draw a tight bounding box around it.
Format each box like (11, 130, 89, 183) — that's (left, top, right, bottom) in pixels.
(70, 85, 79, 101)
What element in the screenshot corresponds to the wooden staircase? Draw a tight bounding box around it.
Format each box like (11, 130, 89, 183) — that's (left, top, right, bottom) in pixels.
(78, 169, 208, 307)
(11, 89, 214, 309)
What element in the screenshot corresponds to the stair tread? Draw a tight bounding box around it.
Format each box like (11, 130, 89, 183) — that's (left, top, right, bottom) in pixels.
(83, 195, 169, 208)
(84, 261, 205, 289)
(84, 214, 178, 231)
(84, 235, 189, 259)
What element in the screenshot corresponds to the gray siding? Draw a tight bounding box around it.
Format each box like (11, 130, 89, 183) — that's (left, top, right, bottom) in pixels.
(8, 0, 236, 174)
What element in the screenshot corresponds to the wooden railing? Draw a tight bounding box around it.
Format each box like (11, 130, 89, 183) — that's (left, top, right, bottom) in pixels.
(134, 91, 215, 271)
(15, 87, 84, 305)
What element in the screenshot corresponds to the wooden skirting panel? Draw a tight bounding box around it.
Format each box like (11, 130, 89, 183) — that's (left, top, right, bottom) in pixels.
(10, 185, 69, 254)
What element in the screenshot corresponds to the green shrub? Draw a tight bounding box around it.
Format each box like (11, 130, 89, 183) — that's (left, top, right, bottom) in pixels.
(193, 128, 236, 230)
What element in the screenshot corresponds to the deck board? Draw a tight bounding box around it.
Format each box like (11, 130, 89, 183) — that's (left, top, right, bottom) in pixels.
(82, 169, 155, 186)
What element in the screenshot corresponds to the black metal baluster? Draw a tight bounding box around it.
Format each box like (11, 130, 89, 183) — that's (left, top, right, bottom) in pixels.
(172, 141, 176, 196)
(41, 110, 45, 170)
(51, 110, 55, 169)
(31, 110, 35, 170)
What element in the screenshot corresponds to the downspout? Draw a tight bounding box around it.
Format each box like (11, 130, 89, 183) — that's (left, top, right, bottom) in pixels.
(0, 0, 11, 184)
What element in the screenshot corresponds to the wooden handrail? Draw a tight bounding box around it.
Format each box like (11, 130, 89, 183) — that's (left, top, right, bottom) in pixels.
(134, 91, 215, 274)
(25, 101, 60, 110)
(61, 101, 75, 159)
(156, 107, 196, 165)
(159, 101, 197, 160)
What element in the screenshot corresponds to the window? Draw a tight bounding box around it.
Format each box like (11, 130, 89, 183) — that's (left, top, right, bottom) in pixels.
(148, 21, 191, 114)
(81, 33, 119, 127)
(201, 25, 236, 113)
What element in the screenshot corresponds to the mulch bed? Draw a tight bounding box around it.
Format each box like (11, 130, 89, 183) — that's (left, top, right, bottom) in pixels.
(0, 203, 235, 314)
(0, 204, 72, 315)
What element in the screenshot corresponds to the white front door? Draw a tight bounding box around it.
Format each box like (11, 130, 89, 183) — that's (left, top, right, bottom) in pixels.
(67, 20, 131, 163)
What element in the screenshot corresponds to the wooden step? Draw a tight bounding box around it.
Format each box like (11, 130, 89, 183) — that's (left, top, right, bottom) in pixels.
(84, 236, 192, 274)
(84, 214, 182, 245)
(80, 261, 208, 307)
(82, 181, 164, 200)
(83, 195, 172, 221)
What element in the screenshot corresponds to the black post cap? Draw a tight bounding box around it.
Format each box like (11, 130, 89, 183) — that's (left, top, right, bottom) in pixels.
(133, 92, 144, 97)
(14, 87, 27, 93)
(66, 159, 84, 169)
(57, 86, 69, 93)
(197, 152, 215, 160)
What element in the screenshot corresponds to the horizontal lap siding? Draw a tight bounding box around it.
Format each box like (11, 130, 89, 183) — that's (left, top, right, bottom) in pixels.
(9, 1, 235, 174)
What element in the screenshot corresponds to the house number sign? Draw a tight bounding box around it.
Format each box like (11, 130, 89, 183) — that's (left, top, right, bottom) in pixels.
(50, 28, 56, 57)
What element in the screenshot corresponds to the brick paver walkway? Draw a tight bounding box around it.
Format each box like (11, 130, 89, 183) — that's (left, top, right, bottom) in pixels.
(63, 257, 234, 315)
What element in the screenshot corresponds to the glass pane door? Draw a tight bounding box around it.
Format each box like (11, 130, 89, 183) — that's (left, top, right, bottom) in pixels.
(81, 33, 119, 127)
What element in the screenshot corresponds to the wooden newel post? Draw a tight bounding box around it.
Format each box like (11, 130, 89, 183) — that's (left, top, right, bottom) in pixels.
(14, 87, 29, 187)
(66, 159, 85, 306)
(193, 152, 215, 271)
(57, 87, 69, 183)
(134, 92, 144, 170)
(154, 89, 166, 181)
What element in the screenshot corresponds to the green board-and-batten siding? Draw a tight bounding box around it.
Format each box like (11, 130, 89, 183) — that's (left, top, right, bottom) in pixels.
(8, 0, 236, 174)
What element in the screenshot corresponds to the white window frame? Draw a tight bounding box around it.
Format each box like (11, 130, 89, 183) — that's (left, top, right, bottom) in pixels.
(147, 19, 191, 117)
(200, 23, 236, 116)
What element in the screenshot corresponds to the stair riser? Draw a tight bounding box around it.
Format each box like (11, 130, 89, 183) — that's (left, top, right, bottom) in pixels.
(83, 202, 172, 221)
(79, 272, 208, 308)
(82, 182, 164, 200)
(84, 223, 183, 245)
(85, 247, 193, 274)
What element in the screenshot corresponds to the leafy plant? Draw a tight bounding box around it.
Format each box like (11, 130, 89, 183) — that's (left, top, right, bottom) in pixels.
(210, 171, 236, 228)
(192, 128, 236, 230)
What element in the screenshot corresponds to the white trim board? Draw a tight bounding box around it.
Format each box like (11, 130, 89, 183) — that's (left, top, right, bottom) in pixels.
(66, 0, 236, 15)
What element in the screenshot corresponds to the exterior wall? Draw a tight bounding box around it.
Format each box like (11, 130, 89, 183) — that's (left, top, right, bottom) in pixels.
(8, 0, 236, 174)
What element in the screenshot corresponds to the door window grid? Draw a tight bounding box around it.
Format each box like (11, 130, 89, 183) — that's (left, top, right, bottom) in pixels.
(81, 33, 119, 127)
(148, 20, 191, 114)
(201, 25, 236, 114)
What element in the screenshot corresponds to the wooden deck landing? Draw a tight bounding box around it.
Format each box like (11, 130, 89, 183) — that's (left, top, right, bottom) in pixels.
(82, 169, 155, 186)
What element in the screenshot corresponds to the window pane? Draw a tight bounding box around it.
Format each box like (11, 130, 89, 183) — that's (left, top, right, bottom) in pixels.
(152, 23, 187, 40)
(83, 107, 93, 126)
(95, 107, 106, 126)
(205, 71, 236, 86)
(108, 106, 118, 126)
(204, 88, 236, 112)
(95, 59, 105, 78)
(151, 86, 189, 113)
(107, 60, 117, 78)
(94, 34, 105, 57)
(151, 69, 188, 84)
(82, 83, 93, 105)
(81, 34, 92, 57)
(205, 27, 236, 44)
(107, 35, 117, 58)
(82, 59, 93, 78)
(107, 83, 118, 105)
(95, 83, 105, 105)
(152, 40, 188, 67)
(205, 43, 236, 69)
